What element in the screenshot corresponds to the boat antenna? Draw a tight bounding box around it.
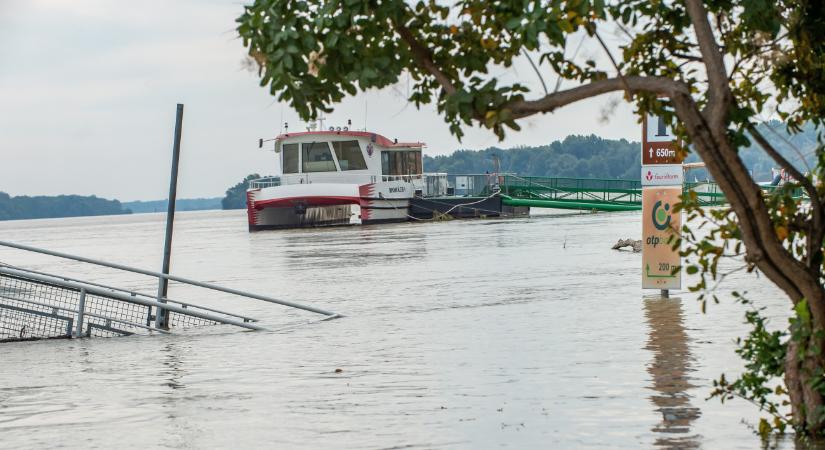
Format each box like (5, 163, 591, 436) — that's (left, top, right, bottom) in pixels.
(492, 153, 501, 174)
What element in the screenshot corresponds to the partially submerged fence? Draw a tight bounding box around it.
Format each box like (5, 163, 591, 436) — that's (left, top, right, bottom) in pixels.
(0, 241, 339, 343)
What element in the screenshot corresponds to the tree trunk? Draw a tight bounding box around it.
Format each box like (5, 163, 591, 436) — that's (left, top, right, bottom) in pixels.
(786, 290, 825, 434)
(786, 334, 825, 434)
(667, 90, 825, 433)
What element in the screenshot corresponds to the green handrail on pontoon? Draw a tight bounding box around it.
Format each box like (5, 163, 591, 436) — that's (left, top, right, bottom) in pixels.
(497, 175, 730, 212)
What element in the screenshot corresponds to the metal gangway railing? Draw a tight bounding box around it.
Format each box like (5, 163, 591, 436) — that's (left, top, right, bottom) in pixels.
(0, 240, 339, 343)
(497, 175, 736, 211)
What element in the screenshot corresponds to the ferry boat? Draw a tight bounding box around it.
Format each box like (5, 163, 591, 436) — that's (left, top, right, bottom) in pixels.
(246, 129, 425, 230)
(246, 128, 529, 231)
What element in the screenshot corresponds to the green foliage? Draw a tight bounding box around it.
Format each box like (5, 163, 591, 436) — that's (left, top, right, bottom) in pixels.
(710, 294, 790, 436)
(0, 192, 130, 221)
(711, 297, 825, 437)
(236, 0, 618, 139)
(222, 174, 263, 210)
(238, 0, 825, 143)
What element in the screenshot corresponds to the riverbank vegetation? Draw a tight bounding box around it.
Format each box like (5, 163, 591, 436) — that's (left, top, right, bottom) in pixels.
(425, 123, 817, 182)
(0, 192, 130, 220)
(123, 198, 221, 214)
(0, 194, 227, 221)
(222, 173, 261, 209)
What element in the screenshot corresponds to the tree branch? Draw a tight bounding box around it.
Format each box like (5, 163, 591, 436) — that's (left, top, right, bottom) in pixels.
(553, 35, 586, 94)
(749, 125, 818, 200)
(591, 28, 632, 100)
(394, 23, 457, 96)
(521, 49, 548, 96)
(748, 124, 824, 272)
(684, 0, 731, 130)
(762, 122, 814, 174)
(508, 76, 686, 119)
(669, 91, 812, 310)
(672, 52, 704, 62)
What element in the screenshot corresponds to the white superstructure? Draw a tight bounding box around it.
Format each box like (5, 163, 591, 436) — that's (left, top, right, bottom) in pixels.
(246, 130, 424, 230)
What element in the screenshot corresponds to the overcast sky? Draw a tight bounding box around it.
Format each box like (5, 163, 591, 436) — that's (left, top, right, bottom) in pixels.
(0, 0, 640, 201)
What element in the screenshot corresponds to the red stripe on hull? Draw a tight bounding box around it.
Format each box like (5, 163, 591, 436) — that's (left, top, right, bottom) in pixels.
(254, 196, 360, 209)
(358, 184, 375, 221)
(246, 190, 258, 225)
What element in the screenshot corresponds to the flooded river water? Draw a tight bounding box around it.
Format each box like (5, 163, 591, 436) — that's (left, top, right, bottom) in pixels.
(0, 209, 798, 449)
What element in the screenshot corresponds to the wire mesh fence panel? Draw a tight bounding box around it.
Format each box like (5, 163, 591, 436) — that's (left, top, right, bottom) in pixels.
(82, 292, 152, 336)
(0, 274, 81, 314)
(0, 271, 233, 342)
(0, 304, 72, 341)
(168, 310, 218, 329)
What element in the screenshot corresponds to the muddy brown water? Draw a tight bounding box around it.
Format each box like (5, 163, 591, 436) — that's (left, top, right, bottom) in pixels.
(0, 209, 801, 449)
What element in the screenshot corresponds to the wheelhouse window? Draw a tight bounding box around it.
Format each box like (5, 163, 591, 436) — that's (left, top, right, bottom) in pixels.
(282, 143, 299, 174)
(381, 150, 422, 176)
(332, 141, 367, 170)
(302, 142, 337, 172)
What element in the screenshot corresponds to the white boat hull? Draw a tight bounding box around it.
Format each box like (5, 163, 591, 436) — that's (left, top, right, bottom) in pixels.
(247, 181, 413, 230)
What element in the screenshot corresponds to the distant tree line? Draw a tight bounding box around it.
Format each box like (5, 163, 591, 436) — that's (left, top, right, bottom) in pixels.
(222, 174, 261, 209)
(123, 198, 222, 214)
(425, 126, 818, 182)
(0, 193, 130, 221)
(424, 134, 641, 179)
(682, 121, 819, 182)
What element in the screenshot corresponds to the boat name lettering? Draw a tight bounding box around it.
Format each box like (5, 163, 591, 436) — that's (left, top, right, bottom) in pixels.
(389, 187, 405, 193)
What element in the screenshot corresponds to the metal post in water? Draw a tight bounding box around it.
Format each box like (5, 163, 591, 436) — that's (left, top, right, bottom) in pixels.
(75, 288, 87, 337)
(661, 289, 669, 299)
(156, 103, 184, 329)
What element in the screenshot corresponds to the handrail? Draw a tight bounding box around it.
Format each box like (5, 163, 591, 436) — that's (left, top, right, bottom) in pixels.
(0, 262, 257, 322)
(381, 174, 423, 182)
(504, 175, 643, 185)
(0, 240, 338, 317)
(0, 291, 172, 335)
(0, 266, 267, 331)
(249, 176, 281, 189)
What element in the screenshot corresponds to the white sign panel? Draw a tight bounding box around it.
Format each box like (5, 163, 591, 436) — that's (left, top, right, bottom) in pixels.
(642, 164, 683, 186)
(645, 113, 676, 143)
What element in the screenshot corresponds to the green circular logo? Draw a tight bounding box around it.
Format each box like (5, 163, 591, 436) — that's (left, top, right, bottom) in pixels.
(652, 200, 672, 231)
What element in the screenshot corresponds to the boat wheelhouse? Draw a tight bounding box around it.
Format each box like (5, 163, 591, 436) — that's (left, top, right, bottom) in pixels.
(246, 130, 424, 230)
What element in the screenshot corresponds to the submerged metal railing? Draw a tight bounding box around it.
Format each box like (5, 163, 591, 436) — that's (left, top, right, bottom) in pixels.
(0, 240, 339, 343)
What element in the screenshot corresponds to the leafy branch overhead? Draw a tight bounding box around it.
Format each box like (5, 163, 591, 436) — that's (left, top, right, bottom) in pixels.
(237, 0, 824, 140)
(238, 0, 825, 436)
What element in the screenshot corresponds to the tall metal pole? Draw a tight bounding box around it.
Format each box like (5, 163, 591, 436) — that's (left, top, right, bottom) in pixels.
(156, 103, 184, 329)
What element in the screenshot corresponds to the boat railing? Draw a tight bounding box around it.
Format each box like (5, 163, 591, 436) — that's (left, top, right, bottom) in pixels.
(445, 174, 503, 197)
(379, 174, 423, 183)
(256, 174, 424, 186)
(249, 176, 281, 189)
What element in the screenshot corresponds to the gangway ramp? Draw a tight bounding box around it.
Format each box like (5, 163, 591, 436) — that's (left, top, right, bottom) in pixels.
(0, 240, 339, 343)
(498, 175, 728, 212)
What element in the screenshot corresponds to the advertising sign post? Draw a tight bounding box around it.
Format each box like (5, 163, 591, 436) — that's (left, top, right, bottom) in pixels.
(641, 187, 682, 290)
(642, 111, 683, 295)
